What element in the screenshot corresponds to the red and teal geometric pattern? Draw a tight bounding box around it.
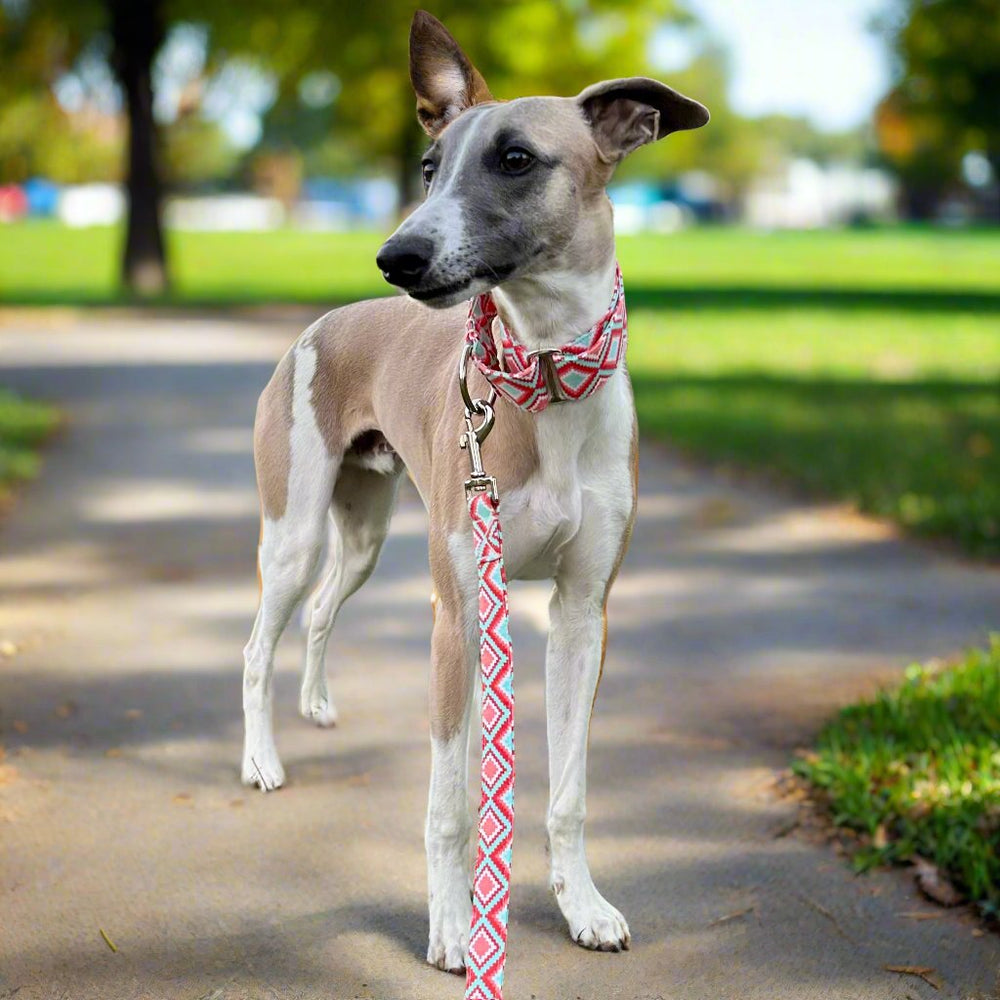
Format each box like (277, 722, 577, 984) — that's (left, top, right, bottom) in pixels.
(465, 491, 516, 1000)
(465, 262, 627, 413)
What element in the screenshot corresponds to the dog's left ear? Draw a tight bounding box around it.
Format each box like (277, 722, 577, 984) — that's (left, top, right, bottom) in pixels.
(410, 10, 493, 137)
(577, 77, 709, 163)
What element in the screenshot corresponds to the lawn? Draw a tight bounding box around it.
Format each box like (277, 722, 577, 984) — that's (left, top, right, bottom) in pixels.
(0, 390, 60, 501)
(1, 222, 998, 553)
(794, 638, 1000, 915)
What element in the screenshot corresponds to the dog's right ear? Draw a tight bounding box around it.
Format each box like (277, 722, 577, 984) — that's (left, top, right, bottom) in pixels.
(410, 10, 493, 137)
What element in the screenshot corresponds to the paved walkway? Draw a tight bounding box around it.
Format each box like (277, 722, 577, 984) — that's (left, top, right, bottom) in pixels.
(1, 312, 998, 1000)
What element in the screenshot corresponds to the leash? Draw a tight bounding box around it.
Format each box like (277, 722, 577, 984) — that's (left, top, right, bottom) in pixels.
(458, 359, 515, 1000)
(458, 265, 628, 999)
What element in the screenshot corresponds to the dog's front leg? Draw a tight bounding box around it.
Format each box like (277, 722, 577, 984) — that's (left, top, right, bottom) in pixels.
(546, 548, 631, 952)
(425, 582, 477, 974)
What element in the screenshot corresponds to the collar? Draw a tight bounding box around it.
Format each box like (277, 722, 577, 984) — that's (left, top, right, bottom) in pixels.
(464, 263, 627, 413)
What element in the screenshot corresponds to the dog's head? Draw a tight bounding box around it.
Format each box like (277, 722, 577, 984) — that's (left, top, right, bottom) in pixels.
(376, 10, 709, 308)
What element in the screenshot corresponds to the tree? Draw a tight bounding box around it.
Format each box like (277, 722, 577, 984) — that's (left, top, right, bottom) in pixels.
(1, 0, 171, 292)
(877, 0, 1000, 217)
(109, 0, 169, 293)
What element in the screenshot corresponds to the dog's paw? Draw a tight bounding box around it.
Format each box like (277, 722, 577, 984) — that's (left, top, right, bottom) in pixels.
(426, 933, 467, 976)
(241, 745, 286, 791)
(558, 883, 630, 952)
(427, 893, 470, 974)
(300, 694, 338, 728)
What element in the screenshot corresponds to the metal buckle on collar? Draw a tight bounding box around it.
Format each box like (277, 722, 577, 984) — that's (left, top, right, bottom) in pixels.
(458, 343, 499, 500)
(527, 348, 567, 404)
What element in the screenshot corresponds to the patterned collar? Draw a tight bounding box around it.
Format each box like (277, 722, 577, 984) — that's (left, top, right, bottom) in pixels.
(465, 263, 627, 413)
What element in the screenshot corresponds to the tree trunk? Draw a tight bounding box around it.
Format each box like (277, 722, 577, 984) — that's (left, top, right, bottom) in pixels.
(988, 150, 1000, 223)
(901, 182, 940, 221)
(110, 0, 168, 296)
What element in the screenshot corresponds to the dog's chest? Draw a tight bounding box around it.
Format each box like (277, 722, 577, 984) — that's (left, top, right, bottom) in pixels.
(499, 372, 634, 581)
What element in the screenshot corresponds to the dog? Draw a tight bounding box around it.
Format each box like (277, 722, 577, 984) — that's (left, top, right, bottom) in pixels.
(242, 9, 709, 974)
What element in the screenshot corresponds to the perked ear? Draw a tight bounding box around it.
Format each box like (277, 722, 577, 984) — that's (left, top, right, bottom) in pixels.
(409, 10, 493, 137)
(576, 77, 710, 163)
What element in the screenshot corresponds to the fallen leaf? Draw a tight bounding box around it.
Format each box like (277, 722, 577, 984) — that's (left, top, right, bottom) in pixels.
(148, 564, 196, 583)
(972, 928, 985, 938)
(913, 856, 963, 907)
(0, 765, 17, 786)
(54, 701, 77, 719)
(172, 792, 193, 805)
(771, 818, 799, 839)
(708, 905, 754, 927)
(11, 720, 28, 734)
(873, 824, 888, 849)
(885, 965, 942, 990)
(104, 748, 123, 759)
(346, 772, 371, 787)
(124, 709, 143, 720)
(696, 497, 738, 527)
(229, 799, 244, 808)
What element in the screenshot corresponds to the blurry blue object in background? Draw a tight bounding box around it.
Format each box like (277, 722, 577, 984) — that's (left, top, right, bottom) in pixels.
(609, 178, 723, 234)
(23, 178, 60, 217)
(297, 177, 397, 229)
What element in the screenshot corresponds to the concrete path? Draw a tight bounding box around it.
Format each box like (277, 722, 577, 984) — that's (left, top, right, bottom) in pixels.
(1, 312, 998, 1000)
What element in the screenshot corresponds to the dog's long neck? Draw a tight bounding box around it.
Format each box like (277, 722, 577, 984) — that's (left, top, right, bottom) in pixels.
(492, 244, 617, 352)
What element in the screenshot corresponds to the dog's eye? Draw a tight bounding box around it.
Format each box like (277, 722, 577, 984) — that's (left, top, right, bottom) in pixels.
(421, 161, 436, 187)
(500, 148, 534, 174)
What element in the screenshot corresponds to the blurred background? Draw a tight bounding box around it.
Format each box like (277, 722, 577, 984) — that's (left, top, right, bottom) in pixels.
(1, 0, 998, 287)
(0, 0, 997, 556)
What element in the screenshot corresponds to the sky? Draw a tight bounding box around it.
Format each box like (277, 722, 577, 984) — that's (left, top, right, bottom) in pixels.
(678, 0, 893, 131)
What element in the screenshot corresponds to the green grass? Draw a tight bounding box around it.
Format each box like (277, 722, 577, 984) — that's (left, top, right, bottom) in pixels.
(627, 309, 1000, 557)
(0, 390, 60, 496)
(1, 221, 998, 305)
(794, 638, 1000, 914)
(1, 222, 998, 553)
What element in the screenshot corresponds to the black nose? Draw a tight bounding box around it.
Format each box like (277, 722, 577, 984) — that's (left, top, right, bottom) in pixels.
(376, 236, 434, 289)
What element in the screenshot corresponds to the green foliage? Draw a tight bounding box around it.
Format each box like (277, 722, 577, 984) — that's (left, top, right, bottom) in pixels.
(876, 0, 1000, 209)
(1, 1, 732, 186)
(888, 0, 1000, 149)
(162, 115, 241, 187)
(0, 390, 59, 490)
(794, 638, 1000, 910)
(0, 92, 123, 184)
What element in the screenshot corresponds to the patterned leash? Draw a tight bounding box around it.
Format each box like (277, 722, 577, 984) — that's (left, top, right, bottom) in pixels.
(455, 267, 626, 998)
(458, 351, 515, 1000)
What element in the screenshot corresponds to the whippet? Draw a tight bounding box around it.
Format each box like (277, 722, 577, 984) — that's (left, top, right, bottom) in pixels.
(242, 9, 709, 973)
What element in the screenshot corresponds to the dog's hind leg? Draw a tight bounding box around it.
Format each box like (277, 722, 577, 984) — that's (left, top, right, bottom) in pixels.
(242, 343, 338, 790)
(300, 462, 401, 727)
(243, 497, 333, 789)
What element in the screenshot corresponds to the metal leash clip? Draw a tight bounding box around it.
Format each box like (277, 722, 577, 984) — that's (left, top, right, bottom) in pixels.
(458, 343, 499, 500)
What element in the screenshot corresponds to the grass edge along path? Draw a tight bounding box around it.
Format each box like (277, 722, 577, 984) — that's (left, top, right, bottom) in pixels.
(0, 389, 60, 505)
(794, 637, 1000, 918)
